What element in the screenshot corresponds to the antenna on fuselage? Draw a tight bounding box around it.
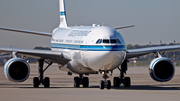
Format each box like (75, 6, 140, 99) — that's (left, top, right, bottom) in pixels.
(59, 0, 68, 28)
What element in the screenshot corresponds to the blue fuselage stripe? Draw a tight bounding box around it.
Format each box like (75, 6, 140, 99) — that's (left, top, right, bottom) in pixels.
(60, 12, 66, 15)
(51, 43, 126, 51)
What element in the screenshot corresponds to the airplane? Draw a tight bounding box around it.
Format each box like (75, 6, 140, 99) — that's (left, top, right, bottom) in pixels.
(1, 0, 180, 89)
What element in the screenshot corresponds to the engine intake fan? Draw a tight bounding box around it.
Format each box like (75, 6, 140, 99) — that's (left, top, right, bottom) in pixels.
(4, 58, 30, 82)
(149, 57, 175, 82)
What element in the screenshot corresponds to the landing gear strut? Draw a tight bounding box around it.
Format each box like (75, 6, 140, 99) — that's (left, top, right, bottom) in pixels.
(99, 71, 111, 90)
(74, 74, 89, 88)
(113, 60, 131, 87)
(33, 59, 53, 88)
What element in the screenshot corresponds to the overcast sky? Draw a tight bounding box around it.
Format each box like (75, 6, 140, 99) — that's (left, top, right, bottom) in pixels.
(0, 0, 180, 49)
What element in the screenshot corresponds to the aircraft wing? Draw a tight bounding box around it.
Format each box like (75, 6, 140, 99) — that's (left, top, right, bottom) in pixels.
(126, 45, 180, 59)
(0, 47, 71, 65)
(0, 27, 52, 37)
(114, 25, 135, 30)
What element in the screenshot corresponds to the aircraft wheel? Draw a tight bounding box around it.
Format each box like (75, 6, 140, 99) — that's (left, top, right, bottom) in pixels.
(74, 77, 80, 87)
(44, 77, 50, 88)
(107, 80, 111, 89)
(33, 77, 39, 88)
(83, 77, 89, 87)
(100, 80, 105, 90)
(124, 77, 131, 87)
(113, 77, 120, 87)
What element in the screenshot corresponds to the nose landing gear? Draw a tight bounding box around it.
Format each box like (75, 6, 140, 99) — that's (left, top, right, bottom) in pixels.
(99, 71, 111, 90)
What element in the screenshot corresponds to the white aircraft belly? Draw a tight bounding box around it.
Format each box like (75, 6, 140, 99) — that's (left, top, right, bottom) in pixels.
(53, 46, 126, 73)
(82, 51, 126, 71)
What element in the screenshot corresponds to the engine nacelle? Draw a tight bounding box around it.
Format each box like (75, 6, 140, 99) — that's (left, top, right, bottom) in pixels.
(149, 57, 175, 82)
(4, 58, 30, 82)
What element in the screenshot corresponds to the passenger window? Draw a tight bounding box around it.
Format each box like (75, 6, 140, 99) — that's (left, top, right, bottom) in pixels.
(110, 39, 117, 43)
(103, 39, 109, 43)
(116, 39, 121, 44)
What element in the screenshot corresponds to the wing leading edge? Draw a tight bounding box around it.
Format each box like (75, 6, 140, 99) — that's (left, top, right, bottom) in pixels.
(0, 27, 52, 37)
(114, 25, 135, 30)
(126, 45, 180, 59)
(0, 47, 71, 65)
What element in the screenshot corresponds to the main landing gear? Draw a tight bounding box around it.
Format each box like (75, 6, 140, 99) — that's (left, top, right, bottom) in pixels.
(113, 60, 131, 87)
(33, 59, 53, 88)
(99, 71, 111, 90)
(74, 74, 89, 88)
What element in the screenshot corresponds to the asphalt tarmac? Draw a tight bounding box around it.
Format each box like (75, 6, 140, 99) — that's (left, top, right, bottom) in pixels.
(0, 64, 180, 101)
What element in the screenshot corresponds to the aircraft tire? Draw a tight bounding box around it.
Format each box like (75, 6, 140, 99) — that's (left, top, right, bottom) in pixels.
(44, 77, 50, 88)
(124, 77, 131, 87)
(100, 80, 104, 89)
(107, 80, 111, 89)
(83, 77, 89, 87)
(74, 77, 80, 87)
(33, 77, 39, 88)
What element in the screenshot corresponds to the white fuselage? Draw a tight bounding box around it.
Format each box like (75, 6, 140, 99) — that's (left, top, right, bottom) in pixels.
(51, 26, 126, 74)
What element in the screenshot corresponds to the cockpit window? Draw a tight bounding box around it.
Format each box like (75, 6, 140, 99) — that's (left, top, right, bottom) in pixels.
(96, 39, 102, 44)
(99, 39, 102, 43)
(103, 39, 109, 43)
(116, 39, 121, 44)
(96, 39, 121, 44)
(96, 39, 100, 44)
(110, 39, 117, 43)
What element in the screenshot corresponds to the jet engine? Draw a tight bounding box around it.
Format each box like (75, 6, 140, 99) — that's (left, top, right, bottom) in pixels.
(4, 58, 30, 82)
(149, 57, 175, 82)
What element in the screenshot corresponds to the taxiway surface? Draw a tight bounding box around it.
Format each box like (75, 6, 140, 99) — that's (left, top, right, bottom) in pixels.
(0, 64, 180, 101)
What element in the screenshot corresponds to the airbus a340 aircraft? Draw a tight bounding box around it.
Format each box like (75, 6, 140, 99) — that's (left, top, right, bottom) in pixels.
(1, 0, 180, 89)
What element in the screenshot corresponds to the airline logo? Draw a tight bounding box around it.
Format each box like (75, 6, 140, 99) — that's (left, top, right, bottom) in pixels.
(68, 30, 91, 37)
